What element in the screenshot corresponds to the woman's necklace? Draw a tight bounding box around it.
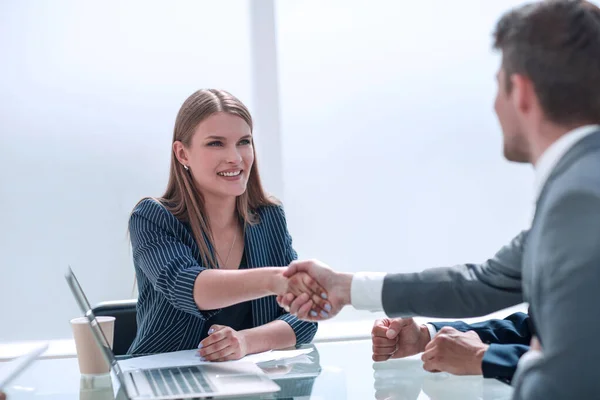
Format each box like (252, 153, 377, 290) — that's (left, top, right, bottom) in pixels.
(216, 230, 237, 268)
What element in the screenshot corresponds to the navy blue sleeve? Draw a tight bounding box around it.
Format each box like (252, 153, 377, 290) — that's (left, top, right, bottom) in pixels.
(482, 343, 530, 382)
(129, 198, 220, 320)
(429, 313, 531, 383)
(429, 312, 531, 345)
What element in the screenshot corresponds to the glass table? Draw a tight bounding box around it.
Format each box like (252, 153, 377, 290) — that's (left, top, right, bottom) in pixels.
(4, 339, 513, 399)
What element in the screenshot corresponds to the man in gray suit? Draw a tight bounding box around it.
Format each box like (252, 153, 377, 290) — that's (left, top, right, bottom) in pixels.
(279, 1, 600, 398)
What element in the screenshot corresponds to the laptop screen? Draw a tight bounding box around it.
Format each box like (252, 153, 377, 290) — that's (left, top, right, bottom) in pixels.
(65, 267, 127, 384)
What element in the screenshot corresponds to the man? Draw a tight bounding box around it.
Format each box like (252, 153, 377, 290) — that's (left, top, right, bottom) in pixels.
(279, 1, 600, 398)
(372, 313, 531, 383)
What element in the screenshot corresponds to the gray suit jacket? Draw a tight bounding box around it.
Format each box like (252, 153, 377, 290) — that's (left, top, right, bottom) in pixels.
(382, 130, 600, 399)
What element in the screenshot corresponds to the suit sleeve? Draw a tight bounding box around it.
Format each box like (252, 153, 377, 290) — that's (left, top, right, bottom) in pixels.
(481, 343, 529, 382)
(429, 312, 531, 345)
(382, 231, 526, 318)
(429, 312, 531, 382)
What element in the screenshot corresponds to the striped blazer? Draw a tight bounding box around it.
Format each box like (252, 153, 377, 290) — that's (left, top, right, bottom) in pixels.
(127, 198, 317, 355)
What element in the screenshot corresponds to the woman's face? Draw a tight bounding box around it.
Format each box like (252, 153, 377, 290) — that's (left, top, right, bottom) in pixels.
(175, 112, 254, 200)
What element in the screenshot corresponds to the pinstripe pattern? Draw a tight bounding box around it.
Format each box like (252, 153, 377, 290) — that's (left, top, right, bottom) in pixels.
(127, 198, 317, 355)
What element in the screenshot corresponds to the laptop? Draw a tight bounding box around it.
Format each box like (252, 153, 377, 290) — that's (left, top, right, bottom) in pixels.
(0, 343, 48, 390)
(65, 267, 281, 399)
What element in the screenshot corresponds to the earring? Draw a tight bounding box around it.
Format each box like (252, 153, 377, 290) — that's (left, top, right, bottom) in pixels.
(183, 164, 189, 171)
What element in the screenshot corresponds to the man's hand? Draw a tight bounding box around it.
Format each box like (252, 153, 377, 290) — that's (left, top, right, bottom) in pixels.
(276, 259, 353, 321)
(372, 318, 431, 362)
(197, 325, 249, 362)
(270, 269, 330, 316)
(421, 327, 489, 375)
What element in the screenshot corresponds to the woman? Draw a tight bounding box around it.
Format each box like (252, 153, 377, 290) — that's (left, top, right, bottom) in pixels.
(128, 89, 329, 360)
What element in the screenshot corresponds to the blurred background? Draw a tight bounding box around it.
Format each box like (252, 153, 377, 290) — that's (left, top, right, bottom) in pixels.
(1, 0, 537, 342)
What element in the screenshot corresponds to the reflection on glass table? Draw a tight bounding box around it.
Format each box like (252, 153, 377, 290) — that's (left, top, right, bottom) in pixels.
(79, 374, 115, 400)
(3, 339, 512, 399)
(257, 345, 322, 398)
(373, 356, 512, 400)
(252, 344, 346, 399)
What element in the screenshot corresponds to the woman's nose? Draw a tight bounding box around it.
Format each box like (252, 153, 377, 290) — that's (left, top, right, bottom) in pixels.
(225, 147, 242, 164)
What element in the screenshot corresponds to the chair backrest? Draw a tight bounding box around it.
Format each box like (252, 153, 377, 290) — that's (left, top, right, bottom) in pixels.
(92, 299, 138, 356)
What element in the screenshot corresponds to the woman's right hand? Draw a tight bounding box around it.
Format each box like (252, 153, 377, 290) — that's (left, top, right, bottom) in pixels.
(272, 269, 330, 317)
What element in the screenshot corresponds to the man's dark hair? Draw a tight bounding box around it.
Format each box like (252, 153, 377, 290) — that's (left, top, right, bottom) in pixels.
(493, 0, 600, 126)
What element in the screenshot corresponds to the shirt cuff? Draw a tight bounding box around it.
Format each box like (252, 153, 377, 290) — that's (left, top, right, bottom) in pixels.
(425, 323, 437, 340)
(350, 272, 386, 311)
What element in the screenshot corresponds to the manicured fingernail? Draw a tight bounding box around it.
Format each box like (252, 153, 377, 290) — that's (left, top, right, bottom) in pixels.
(321, 293, 328, 299)
(197, 343, 203, 349)
(208, 329, 215, 334)
(310, 311, 318, 317)
(320, 311, 329, 318)
(324, 303, 332, 312)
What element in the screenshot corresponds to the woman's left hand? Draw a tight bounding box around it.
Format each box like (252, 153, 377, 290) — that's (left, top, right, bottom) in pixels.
(197, 325, 248, 362)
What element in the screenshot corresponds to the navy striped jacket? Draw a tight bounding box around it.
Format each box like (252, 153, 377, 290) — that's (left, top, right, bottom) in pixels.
(127, 198, 317, 355)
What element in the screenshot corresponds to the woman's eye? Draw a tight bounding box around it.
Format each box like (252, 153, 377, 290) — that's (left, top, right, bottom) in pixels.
(238, 139, 252, 146)
(207, 141, 223, 147)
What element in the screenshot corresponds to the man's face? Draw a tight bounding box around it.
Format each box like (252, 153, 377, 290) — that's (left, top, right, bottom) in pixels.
(494, 66, 530, 163)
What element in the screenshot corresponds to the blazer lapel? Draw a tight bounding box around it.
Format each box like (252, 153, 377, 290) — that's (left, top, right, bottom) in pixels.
(243, 221, 258, 269)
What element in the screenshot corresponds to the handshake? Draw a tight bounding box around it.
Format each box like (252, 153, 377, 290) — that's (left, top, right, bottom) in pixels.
(272, 259, 352, 321)
(273, 259, 493, 377)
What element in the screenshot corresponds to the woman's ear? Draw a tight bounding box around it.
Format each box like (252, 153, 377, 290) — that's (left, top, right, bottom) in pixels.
(173, 141, 189, 167)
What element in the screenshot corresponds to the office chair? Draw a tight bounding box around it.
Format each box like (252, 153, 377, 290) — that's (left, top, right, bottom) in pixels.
(92, 299, 138, 356)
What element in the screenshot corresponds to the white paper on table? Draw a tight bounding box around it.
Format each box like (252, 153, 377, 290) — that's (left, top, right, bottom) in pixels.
(118, 348, 314, 372)
(243, 348, 313, 364)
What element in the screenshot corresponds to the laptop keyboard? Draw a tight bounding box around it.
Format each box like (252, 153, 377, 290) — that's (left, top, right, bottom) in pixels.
(144, 366, 213, 397)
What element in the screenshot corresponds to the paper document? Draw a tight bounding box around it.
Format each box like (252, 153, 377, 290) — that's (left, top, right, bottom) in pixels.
(118, 347, 314, 372)
(244, 348, 313, 364)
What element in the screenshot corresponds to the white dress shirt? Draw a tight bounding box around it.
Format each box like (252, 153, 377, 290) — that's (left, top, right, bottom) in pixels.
(350, 125, 600, 334)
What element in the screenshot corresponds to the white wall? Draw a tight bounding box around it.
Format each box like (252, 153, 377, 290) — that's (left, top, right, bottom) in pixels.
(276, 0, 535, 321)
(1, 0, 557, 342)
(0, 0, 254, 341)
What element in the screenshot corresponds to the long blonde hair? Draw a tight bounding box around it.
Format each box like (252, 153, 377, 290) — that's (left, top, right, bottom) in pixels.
(157, 89, 276, 269)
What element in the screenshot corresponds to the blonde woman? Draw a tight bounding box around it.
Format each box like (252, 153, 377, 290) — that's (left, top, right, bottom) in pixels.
(128, 89, 329, 360)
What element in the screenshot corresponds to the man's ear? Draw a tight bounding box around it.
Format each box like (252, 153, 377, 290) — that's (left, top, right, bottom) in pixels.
(510, 73, 535, 116)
